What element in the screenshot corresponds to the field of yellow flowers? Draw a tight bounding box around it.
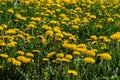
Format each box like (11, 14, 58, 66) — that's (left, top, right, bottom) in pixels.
(0, 0, 120, 80)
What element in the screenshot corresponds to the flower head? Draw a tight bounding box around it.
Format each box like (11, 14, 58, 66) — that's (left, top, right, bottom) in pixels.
(56, 53, 64, 58)
(84, 57, 95, 64)
(97, 53, 112, 60)
(65, 54, 73, 60)
(0, 54, 8, 58)
(16, 51, 25, 55)
(68, 70, 78, 76)
(26, 53, 34, 57)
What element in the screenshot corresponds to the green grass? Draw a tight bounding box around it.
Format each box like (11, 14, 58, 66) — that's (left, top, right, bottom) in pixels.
(0, 0, 120, 80)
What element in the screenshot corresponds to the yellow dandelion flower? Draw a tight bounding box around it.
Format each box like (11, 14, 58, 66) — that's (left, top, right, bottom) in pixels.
(61, 58, 71, 62)
(30, 17, 41, 21)
(16, 51, 25, 55)
(107, 17, 114, 22)
(90, 35, 97, 40)
(17, 56, 26, 61)
(41, 38, 47, 44)
(104, 38, 111, 42)
(56, 53, 64, 58)
(52, 60, 58, 63)
(100, 5, 106, 9)
(8, 58, 16, 62)
(15, 13, 26, 21)
(53, 26, 61, 33)
(69, 36, 77, 41)
(55, 33, 64, 38)
(43, 58, 49, 61)
(86, 50, 96, 56)
(63, 39, 69, 43)
(0, 40, 6, 46)
(90, 15, 96, 19)
(0, 54, 8, 58)
(7, 41, 17, 47)
(72, 25, 79, 29)
(56, 8, 61, 12)
(84, 57, 95, 64)
(0, 26, 3, 30)
(56, 58, 62, 61)
(62, 43, 70, 48)
(50, 20, 58, 24)
(12, 60, 21, 66)
(15, 13, 21, 18)
(63, 32, 72, 37)
(45, 30, 53, 37)
(110, 32, 120, 40)
(76, 48, 87, 54)
(97, 53, 112, 60)
(60, 14, 66, 18)
(77, 44, 87, 48)
(65, 54, 73, 60)
(8, 8, 14, 13)
(91, 49, 98, 52)
(82, 17, 89, 23)
(26, 53, 34, 57)
(5, 29, 17, 34)
(47, 52, 56, 58)
(73, 51, 80, 55)
(16, 34, 24, 38)
(23, 58, 32, 64)
(100, 43, 107, 49)
(42, 25, 52, 30)
(91, 41, 97, 45)
(27, 23, 37, 28)
(35, 17, 41, 21)
(96, 24, 102, 29)
(32, 50, 40, 53)
(68, 70, 78, 76)
(69, 44, 77, 50)
(20, 16, 26, 21)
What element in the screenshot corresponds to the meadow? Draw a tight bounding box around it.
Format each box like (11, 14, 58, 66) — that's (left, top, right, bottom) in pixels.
(0, 0, 120, 80)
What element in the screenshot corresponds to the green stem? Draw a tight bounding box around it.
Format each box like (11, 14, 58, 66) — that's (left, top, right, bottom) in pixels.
(64, 63, 70, 80)
(74, 57, 81, 80)
(103, 61, 107, 77)
(86, 64, 90, 80)
(117, 41, 119, 51)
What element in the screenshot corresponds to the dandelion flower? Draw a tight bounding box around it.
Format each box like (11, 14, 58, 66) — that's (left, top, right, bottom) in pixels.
(12, 60, 21, 66)
(56, 53, 64, 58)
(90, 35, 97, 40)
(86, 50, 96, 56)
(65, 54, 73, 60)
(0, 54, 8, 58)
(47, 52, 56, 58)
(16, 51, 25, 55)
(68, 70, 78, 76)
(43, 58, 49, 61)
(73, 51, 80, 55)
(26, 53, 34, 57)
(8, 58, 16, 62)
(32, 50, 40, 53)
(61, 58, 71, 62)
(97, 53, 112, 60)
(84, 57, 95, 64)
(8, 8, 14, 13)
